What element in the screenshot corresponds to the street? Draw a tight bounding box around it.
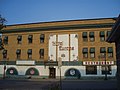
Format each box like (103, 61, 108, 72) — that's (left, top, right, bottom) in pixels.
(0, 79, 117, 90)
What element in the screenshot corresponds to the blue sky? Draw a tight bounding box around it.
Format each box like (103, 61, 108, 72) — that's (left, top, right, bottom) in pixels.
(0, 0, 120, 25)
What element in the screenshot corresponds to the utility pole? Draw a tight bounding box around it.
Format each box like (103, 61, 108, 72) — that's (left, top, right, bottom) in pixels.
(58, 57, 62, 90)
(104, 52, 108, 80)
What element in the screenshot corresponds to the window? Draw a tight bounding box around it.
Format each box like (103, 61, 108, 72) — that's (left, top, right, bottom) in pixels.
(28, 35, 33, 44)
(90, 48, 95, 58)
(40, 34, 45, 43)
(3, 36, 8, 44)
(86, 66, 97, 75)
(27, 49, 32, 59)
(3, 50, 7, 59)
(108, 47, 113, 58)
(82, 48, 88, 58)
(101, 66, 111, 75)
(100, 31, 105, 41)
(39, 49, 44, 59)
(0, 37, 4, 50)
(17, 35, 22, 44)
(16, 49, 21, 59)
(107, 31, 111, 38)
(100, 47, 106, 58)
(82, 32, 88, 42)
(89, 32, 95, 42)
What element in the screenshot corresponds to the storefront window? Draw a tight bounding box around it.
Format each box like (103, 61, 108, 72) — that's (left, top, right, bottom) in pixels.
(86, 66, 97, 75)
(101, 66, 111, 75)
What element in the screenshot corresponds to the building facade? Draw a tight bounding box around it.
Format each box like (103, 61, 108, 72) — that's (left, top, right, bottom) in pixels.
(0, 18, 117, 79)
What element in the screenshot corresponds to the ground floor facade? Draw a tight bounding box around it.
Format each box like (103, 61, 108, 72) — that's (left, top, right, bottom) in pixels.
(0, 61, 117, 79)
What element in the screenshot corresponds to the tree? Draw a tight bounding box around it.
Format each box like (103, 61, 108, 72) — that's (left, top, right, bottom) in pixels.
(0, 15, 6, 50)
(0, 15, 6, 30)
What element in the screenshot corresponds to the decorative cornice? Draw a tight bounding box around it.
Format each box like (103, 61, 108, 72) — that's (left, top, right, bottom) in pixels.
(0, 23, 114, 33)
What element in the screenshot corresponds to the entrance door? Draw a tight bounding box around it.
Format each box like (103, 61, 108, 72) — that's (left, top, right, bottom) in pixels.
(49, 67, 56, 78)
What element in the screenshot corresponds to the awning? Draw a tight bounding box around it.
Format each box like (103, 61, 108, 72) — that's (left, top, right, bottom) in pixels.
(107, 31, 111, 37)
(40, 34, 45, 39)
(16, 49, 21, 54)
(27, 49, 32, 54)
(108, 47, 113, 53)
(90, 48, 95, 53)
(2, 50, 7, 54)
(100, 47, 106, 53)
(100, 31, 105, 36)
(28, 35, 33, 39)
(4, 36, 8, 40)
(82, 32, 87, 37)
(82, 48, 88, 53)
(89, 32, 94, 37)
(17, 35, 22, 40)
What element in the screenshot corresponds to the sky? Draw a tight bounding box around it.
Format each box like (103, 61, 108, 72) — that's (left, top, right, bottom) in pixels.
(0, 0, 120, 25)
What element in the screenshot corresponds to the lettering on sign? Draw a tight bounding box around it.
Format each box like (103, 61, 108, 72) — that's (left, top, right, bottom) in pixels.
(83, 61, 114, 65)
(52, 41, 74, 51)
(52, 41, 63, 46)
(59, 46, 74, 51)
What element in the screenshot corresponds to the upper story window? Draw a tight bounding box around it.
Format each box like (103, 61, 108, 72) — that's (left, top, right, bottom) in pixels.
(100, 31, 105, 41)
(90, 47, 95, 58)
(107, 47, 113, 58)
(89, 32, 95, 42)
(82, 32, 88, 42)
(0, 37, 4, 50)
(100, 47, 106, 58)
(82, 48, 88, 58)
(17, 35, 22, 44)
(16, 49, 21, 59)
(3, 49, 7, 59)
(3, 36, 8, 44)
(27, 49, 32, 59)
(40, 34, 45, 43)
(107, 31, 111, 38)
(28, 35, 33, 44)
(39, 49, 44, 59)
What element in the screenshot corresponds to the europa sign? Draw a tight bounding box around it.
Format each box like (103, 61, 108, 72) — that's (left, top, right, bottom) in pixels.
(52, 41, 74, 51)
(83, 61, 114, 65)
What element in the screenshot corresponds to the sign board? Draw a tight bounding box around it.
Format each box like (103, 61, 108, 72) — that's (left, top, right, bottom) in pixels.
(16, 60, 35, 65)
(58, 57, 62, 68)
(83, 61, 114, 65)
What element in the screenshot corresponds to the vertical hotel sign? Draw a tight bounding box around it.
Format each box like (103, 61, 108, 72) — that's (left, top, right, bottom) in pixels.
(49, 34, 78, 61)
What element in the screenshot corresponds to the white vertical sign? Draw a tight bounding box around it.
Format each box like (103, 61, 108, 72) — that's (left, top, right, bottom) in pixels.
(70, 34, 78, 61)
(49, 35, 56, 61)
(58, 34, 69, 61)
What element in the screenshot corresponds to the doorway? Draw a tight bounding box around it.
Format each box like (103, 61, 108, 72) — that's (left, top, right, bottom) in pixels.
(49, 67, 56, 78)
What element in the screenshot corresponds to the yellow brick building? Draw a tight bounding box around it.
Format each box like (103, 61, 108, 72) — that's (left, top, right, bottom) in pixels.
(0, 18, 117, 79)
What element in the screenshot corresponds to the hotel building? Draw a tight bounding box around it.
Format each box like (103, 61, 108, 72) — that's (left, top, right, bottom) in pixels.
(0, 18, 117, 79)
